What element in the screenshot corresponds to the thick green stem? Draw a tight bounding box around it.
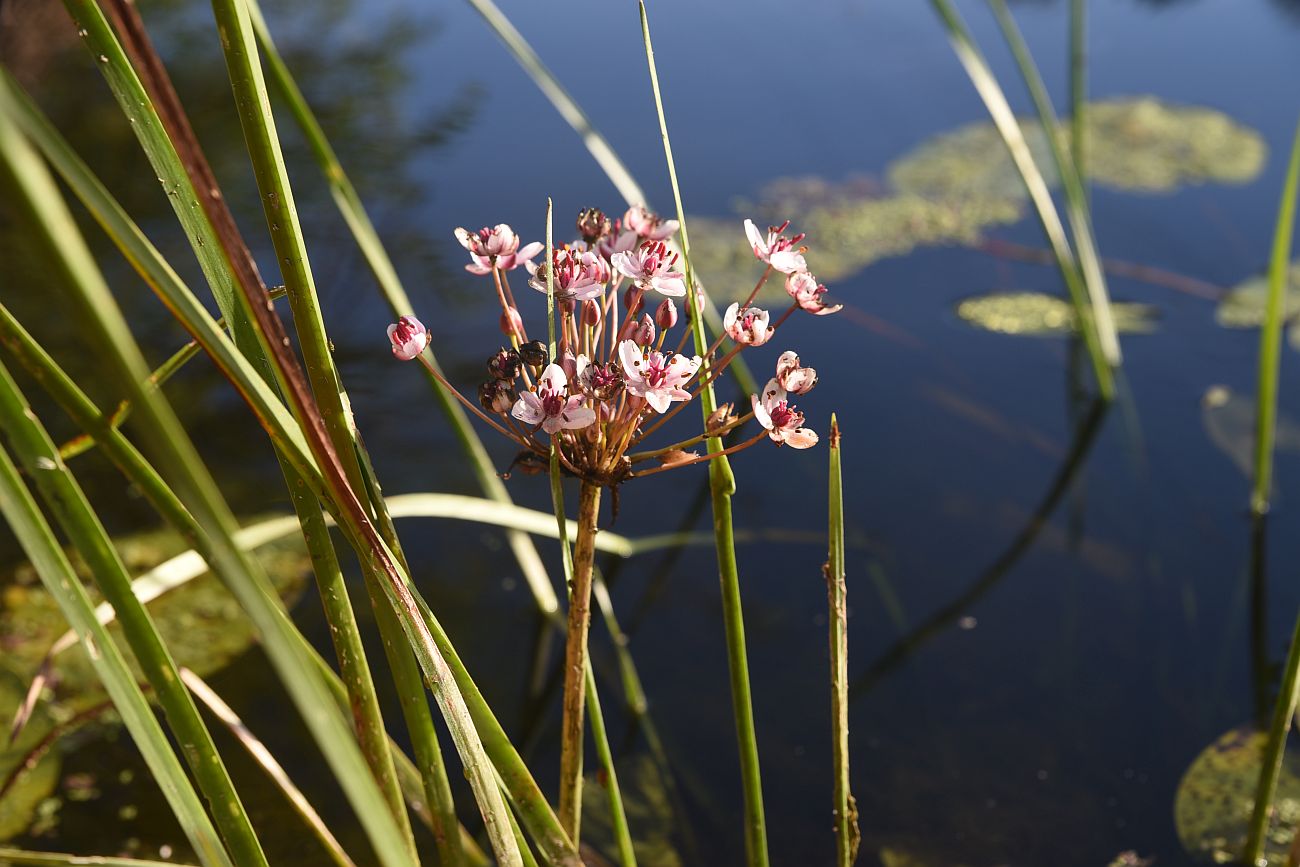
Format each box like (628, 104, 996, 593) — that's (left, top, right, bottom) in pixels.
(559, 481, 603, 839)
(826, 417, 859, 866)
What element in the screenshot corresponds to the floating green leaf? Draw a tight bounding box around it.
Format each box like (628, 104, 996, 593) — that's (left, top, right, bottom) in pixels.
(0, 524, 310, 716)
(1174, 725, 1300, 864)
(1216, 262, 1300, 329)
(890, 97, 1266, 199)
(955, 291, 1158, 336)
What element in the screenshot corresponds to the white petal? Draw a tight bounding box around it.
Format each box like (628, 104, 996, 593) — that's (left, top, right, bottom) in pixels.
(769, 251, 807, 274)
(652, 275, 687, 297)
(645, 389, 673, 414)
(723, 302, 740, 332)
(618, 340, 645, 382)
(512, 394, 543, 425)
(454, 227, 476, 251)
(538, 363, 568, 393)
(743, 219, 765, 255)
(560, 404, 597, 430)
(785, 427, 819, 449)
(751, 393, 773, 430)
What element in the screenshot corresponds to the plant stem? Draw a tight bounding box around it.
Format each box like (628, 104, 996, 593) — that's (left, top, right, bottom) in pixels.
(1252, 119, 1300, 516)
(559, 481, 603, 839)
(826, 416, 859, 866)
(638, 5, 770, 863)
(1245, 603, 1300, 864)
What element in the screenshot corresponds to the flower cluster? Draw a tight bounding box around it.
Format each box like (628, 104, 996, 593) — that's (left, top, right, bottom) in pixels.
(388, 207, 838, 484)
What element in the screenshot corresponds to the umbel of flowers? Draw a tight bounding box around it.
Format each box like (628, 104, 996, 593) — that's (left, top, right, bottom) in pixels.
(386, 204, 838, 838)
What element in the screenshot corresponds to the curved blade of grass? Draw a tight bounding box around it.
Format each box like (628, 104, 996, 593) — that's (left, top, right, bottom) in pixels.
(638, 5, 769, 864)
(986, 0, 1119, 368)
(0, 361, 268, 867)
(825, 416, 859, 866)
(0, 55, 418, 867)
(1251, 119, 1300, 516)
(928, 0, 1116, 398)
(461, 0, 755, 396)
(16, 14, 417, 849)
(181, 669, 357, 867)
(0, 852, 183, 867)
(1242, 118, 1300, 865)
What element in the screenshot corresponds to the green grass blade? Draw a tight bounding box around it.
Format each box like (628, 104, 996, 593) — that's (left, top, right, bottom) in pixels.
(0, 361, 268, 867)
(1069, 0, 1087, 185)
(986, 0, 1120, 369)
(0, 851, 185, 867)
(584, 661, 638, 866)
(0, 58, 418, 867)
(1251, 119, 1300, 516)
(181, 669, 357, 867)
(638, 5, 769, 864)
(826, 416, 859, 866)
(929, 0, 1116, 398)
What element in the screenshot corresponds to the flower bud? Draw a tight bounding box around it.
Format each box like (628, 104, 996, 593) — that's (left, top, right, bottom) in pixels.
(655, 298, 678, 330)
(519, 339, 549, 368)
(499, 306, 524, 338)
(576, 207, 611, 244)
(582, 300, 603, 327)
(623, 286, 644, 315)
(487, 347, 521, 381)
(387, 315, 428, 361)
(559, 350, 578, 381)
(478, 380, 514, 414)
(635, 313, 656, 346)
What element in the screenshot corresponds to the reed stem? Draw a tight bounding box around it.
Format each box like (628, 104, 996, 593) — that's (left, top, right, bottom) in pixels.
(826, 417, 859, 866)
(559, 481, 603, 839)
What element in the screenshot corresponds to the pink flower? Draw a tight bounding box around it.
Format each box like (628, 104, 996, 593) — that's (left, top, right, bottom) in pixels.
(454, 224, 543, 274)
(597, 219, 639, 260)
(723, 303, 773, 346)
(752, 378, 818, 448)
(744, 219, 807, 274)
(576, 355, 624, 401)
(775, 351, 817, 394)
(618, 339, 701, 413)
(623, 205, 679, 241)
(611, 241, 687, 297)
(511, 363, 596, 434)
(387, 315, 429, 361)
(529, 247, 608, 302)
(785, 271, 841, 316)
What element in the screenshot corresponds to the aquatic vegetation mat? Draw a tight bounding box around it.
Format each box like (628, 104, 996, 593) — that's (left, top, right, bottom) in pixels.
(1175, 725, 1300, 864)
(954, 291, 1159, 336)
(889, 97, 1266, 199)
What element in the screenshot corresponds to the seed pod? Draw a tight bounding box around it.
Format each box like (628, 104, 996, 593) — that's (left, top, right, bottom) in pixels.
(487, 347, 521, 382)
(519, 339, 549, 368)
(576, 207, 610, 244)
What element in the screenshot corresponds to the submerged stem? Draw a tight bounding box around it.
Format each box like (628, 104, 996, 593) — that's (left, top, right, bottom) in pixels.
(558, 481, 603, 840)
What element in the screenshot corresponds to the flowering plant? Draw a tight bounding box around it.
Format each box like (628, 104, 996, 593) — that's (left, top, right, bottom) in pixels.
(388, 204, 838, 836)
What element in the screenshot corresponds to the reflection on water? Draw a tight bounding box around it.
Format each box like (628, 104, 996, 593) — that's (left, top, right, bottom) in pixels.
(2, 0, 1300, 864)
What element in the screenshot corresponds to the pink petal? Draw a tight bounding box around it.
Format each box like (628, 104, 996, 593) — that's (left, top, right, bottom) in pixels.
(538, 363, 568, 394)
(512, 393, 543, 425)
(784, 427, 819, 449)
(651, 275, 687, 297)
(769, 251, 807, 274)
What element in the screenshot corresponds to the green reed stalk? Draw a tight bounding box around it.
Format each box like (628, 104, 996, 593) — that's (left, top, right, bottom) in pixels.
(181, 669, 356, 867)
(1069, 0, 1087, 184)
(929, 0, 1116, 399)
(585, 660, 638, 867)
(0, 852, 181, 867)
(0, 64, 418, 867)
(1251, 120, 1300, 516)
(0, 361, 269, 867)
(826, 416, 859, 866)
(5, 54, 417, 850)
(638, 5, 770, 864)
(0, 452, 230, 867)
(987, 0, 1119, 369)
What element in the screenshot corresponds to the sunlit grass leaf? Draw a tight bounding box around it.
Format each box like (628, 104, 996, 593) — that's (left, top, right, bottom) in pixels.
(1216, 262, 1300, 328)
(0, 524, 309, 715)
(1174, 725, 1300, 863)
(955, 291, 1158, 336)
(890, 97, 1266, 200)
(1202, 384, 1300, 479)
(0, 672, 61, 842)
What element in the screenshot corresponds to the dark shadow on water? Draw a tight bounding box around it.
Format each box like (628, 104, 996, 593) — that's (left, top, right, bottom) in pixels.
(851, 397, 1110, 700)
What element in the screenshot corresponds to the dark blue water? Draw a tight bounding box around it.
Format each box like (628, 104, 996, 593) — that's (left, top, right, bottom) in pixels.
(5, 0, 1300, 864)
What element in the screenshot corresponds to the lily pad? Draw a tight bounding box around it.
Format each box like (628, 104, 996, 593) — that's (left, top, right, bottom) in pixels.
(1215, 263, 1300, 329)
(1174, 724, 1300, 864)
(0, 522, 311, 717)
(1201, 384, 1300, 479)
(889, 97, 1266, 199)
(955, 291, 1159, 336)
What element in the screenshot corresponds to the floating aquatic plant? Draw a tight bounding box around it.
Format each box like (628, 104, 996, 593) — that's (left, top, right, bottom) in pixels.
(890, 97, 1267, 199)
(955, 291, 1158, 336)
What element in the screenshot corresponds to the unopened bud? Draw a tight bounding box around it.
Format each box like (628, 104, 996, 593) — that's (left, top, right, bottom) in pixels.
(655, 298, 678, 330)
(623, 286, 644, 315)
(582, 300, 602, 327)
(499, 307, 523, 338)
